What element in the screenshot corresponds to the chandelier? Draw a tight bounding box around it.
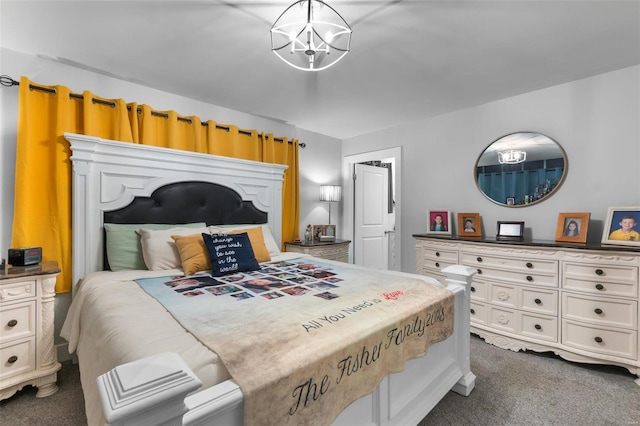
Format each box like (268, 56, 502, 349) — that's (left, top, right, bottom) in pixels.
(498, 150, 527, 164)
(270, 0, 352, 71)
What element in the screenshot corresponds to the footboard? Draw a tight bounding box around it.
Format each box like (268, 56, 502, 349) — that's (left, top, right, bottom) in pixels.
(97, 266, 476, 426)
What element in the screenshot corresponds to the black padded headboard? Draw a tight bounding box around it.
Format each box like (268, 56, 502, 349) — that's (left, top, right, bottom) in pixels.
(103, 181, 267, 269)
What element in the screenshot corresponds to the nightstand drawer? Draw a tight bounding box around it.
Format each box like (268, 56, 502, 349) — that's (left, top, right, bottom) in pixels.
(0, 280, 36, 302)
(0, 338, 36, 381)
(0, 301, 36, 344)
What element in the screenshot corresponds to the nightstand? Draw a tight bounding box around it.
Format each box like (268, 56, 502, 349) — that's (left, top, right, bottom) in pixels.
(284, 239, 351, 263)
(0, 261, 61, 400)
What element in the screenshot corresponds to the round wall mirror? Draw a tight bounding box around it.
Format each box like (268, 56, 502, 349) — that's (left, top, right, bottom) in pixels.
(475, 132, 567, 207)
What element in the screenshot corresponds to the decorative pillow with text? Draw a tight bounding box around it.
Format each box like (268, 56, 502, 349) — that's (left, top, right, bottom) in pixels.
(202, 233, 260, 277)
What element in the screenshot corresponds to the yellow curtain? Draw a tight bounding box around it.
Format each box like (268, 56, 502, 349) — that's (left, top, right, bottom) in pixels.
(12, 77, 300, 293)
(13, 77, 133, 293)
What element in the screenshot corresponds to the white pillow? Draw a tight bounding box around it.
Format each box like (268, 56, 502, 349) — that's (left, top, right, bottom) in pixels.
(137, 227, 209, 270)
(210, 224, 281, 257)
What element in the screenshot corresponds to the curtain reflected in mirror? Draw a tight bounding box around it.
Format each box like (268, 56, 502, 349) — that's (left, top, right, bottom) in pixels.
(475, 132, 568, 207)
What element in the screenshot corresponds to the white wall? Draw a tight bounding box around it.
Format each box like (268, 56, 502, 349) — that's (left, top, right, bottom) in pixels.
(0, 48, 342, 359)
(343, 65, 640, 274)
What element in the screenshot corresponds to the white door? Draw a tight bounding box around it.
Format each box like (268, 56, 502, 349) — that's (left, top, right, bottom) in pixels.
(354, 163, 389, 269)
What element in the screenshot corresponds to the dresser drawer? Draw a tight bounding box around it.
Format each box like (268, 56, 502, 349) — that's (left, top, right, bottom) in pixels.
(469, 280, 488, 302)
(562, 320, 637, 359)
(461, 252, 558, 274)
(475, 266, 558, 288)
(0, 300, 36, 344)
(518, 312, 558, 342)
(562, 293, 638, 329)
(470, 301, 487, 325)
(488, 306, 517, 332)
(562, 276, 638, 298)
(0, 280, 36, 303)
(563, 262, 638, 285)
(422, 247, 458, 263)
(519, 287, 558, 315)
(0, 338, 36, 381)
(420, 258, 458, 273)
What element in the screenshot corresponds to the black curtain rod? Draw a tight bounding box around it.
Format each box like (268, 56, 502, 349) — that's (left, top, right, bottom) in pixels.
(0, 75, 306, 148)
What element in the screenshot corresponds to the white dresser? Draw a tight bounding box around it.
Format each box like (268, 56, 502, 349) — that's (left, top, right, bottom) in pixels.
(414, 235, 639, 384)
(0, 261, 61, 400)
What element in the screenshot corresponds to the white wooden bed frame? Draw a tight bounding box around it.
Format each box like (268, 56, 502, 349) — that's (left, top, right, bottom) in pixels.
(65, 133, 476, 426)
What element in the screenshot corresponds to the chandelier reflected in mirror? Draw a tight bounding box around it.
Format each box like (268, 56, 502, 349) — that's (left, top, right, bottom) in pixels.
(498, 149, 527, 164)
(270, 0, 352, 71)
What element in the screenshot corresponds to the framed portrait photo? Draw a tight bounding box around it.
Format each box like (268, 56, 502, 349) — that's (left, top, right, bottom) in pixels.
(426, 209, 452, 236)
(555, 212, 590, 243)
(496, 221, 524, 240)
(601, 207, 640, 247)
(457, 212, 482, 237)
(313, 224, 336, 242)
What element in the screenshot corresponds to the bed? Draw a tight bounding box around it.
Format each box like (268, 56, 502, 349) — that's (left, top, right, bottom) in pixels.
(60, 133, 476, 426)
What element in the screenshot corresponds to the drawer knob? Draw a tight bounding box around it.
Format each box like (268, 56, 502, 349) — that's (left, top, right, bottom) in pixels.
(594, 308, 603, 315)
(526, 275, 533, 282)
(534, 324, 542, 330)
(470, 308, 475, 314)
(595, 284, 604, 291)
(526, 262, 533, 268)
(470, 286, 476, 292)
(435, 252, 440, 257)
(435, 262, 440, 268)
(595, 269, 604, 276)
(594, 336, 603, 343)
(534, 298, 542, 305)
(476, 269, 482, 275)
(476, 257, 483, 263)
(7, 355, 18, 364)
(7, 319, 18, 327)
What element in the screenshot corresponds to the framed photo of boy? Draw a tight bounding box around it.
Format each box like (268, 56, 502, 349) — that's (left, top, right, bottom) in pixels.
(555, 212, 590, 243)
(426, 209, 452, 236)
(601, 207, 640, 246)
(457, 212, 482, 237)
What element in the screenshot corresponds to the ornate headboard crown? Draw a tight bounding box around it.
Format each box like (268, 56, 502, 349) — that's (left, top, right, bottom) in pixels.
(65, 133, 287, 293)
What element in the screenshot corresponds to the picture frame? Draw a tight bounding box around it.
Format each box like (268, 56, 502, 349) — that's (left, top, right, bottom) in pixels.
(426, 209, 452, 236)
(457, 212, 482, 237)
(313, 224, 336, 242)
(601, 207, 640, 247)
(496, 221, 524, 240)
(555, 212, 590, 243)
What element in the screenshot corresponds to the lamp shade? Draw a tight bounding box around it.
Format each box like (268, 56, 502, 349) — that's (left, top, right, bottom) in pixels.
(320, 185, 342, 202)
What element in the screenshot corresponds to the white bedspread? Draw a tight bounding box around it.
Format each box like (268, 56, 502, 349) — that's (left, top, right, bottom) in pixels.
(61, 253, 450, 425)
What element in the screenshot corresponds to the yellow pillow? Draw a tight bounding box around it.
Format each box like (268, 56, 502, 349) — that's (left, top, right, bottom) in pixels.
(171, 233, 210, 275)
(227, 227, 271, 263)
(172, 228, 271, 275)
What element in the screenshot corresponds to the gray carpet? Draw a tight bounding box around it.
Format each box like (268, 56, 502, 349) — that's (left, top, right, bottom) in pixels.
(1, 335, 639, 425)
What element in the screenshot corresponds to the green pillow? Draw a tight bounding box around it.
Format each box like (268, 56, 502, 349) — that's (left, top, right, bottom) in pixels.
(104, 222, 206, 271)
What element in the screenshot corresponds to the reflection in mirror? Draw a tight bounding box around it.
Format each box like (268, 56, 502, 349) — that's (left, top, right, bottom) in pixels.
(475, 132, 567, 207)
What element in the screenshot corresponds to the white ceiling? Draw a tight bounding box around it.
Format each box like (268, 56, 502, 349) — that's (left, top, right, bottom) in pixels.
(1, 0, 639, 139)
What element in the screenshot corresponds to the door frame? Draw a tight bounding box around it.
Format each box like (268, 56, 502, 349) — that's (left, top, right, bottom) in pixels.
(342, 147, 402, 270)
